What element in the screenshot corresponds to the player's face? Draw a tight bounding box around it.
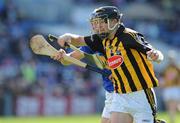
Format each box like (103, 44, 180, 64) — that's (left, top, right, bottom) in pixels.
(90, 18, 109, 35)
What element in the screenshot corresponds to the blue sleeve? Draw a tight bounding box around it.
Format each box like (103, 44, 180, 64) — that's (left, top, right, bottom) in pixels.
(79, 46, 95, 54)
(102, 69, 112, 78)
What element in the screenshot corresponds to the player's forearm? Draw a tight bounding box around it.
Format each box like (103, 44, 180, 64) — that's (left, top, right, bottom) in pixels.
(58, 33, 87, 48)
(66, 33, 86, 46)
(60, 51, 84, 65)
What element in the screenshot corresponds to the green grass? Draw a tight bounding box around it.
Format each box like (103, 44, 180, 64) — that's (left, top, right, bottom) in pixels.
(0, 115, 101, 123)
(0, 112, 180, 123)
(157, 112, 180, 123)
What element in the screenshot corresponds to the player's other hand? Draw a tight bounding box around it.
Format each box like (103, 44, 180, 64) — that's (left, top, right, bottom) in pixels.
(57, 33, 71, 47)
(51, 49, 66, 61)
(146, 49, 159, 61)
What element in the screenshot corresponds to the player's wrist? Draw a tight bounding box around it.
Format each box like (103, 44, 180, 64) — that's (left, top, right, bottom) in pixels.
(58, 34, 72, 47)
(156, 50, 164, 63)
(60, 53, 71, 65)
(147, 50, 164, 63)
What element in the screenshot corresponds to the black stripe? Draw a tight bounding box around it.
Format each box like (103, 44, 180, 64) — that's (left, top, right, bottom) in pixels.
(110, 36, 116, 45)
(125, 48, 148, 89)
(103, 39, 108, 51)
(139, 53, 157, 87)
(105, 39, 109, 47)
(121, 63, 137, 92)
(109, 38, 113, 45)
(113, 78, 119, 93)
(115, 38, 120, 47)
(103, 51, 108, 59)
(103, 39, 108, 59)
(114, 69, 126, 93)
(114, 41, 120, 54)
(144, 90, 155, 122)
(148, 89, 157, 112)
(116, 34, 124, 46)
(109, 37, 120, 53)
(144, 89, 157, 122)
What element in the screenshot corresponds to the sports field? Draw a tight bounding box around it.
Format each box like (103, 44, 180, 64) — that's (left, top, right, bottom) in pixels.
(0, 112, 180, 123)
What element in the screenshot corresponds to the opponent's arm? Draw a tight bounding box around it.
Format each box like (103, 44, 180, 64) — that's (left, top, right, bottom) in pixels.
(57, 33, 87, 47)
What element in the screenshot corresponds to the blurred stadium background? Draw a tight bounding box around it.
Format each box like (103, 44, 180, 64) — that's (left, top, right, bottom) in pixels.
(0, 0, 179, 123)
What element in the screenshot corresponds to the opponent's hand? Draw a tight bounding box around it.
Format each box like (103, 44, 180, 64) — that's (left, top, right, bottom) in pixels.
(51, 49, 66, 61)
(57, 33, 71, 47)
(146, 49, 159, 61)
(108, 74, 113, 81)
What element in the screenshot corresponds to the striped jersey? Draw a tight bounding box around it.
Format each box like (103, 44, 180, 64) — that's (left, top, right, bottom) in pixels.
(84, 24, 159, 94)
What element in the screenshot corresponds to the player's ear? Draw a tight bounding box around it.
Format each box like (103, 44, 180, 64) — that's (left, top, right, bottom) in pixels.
(113, 18, 119, 23)
(109, 19, 118, 27)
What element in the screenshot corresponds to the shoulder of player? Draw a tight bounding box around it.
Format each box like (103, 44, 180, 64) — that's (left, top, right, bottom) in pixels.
(121, 28, 144, 42)
(124, 28, 138, 34)
(123, 28, 138, 39)
(115, 28, 137, 43)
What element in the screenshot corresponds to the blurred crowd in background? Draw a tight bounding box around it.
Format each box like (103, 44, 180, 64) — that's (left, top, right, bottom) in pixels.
(0, 0, 179, 117)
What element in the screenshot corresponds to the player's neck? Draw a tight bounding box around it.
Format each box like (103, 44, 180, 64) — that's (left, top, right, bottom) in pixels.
(108, 28, 118, 40)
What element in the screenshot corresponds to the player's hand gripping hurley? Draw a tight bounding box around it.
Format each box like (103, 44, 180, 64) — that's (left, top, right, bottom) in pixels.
(48, 34, 106, 69)
(30, 35, 110, 77)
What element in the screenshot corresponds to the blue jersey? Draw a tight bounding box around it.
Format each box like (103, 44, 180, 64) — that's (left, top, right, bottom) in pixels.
(80, 46, 114, 92)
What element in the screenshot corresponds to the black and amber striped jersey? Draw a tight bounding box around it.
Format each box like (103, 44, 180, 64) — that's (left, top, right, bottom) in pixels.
(84, 24, 159, 94)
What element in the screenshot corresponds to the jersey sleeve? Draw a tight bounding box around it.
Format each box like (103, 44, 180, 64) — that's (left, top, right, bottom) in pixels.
(84, 35, 105, 54)
(124, 33, 154, 54)
(79, 46, 94, 54)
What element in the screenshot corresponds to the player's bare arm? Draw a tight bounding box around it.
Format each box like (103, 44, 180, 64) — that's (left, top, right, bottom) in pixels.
(57, 33, 87, 47)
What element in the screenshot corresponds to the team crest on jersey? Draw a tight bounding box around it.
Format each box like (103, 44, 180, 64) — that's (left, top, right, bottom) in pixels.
(107, 55, 123, 69)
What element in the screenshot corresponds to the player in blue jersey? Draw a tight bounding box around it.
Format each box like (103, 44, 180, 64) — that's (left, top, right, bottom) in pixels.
(80, 46, 114, 123)
(55, 46, 114, 123)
